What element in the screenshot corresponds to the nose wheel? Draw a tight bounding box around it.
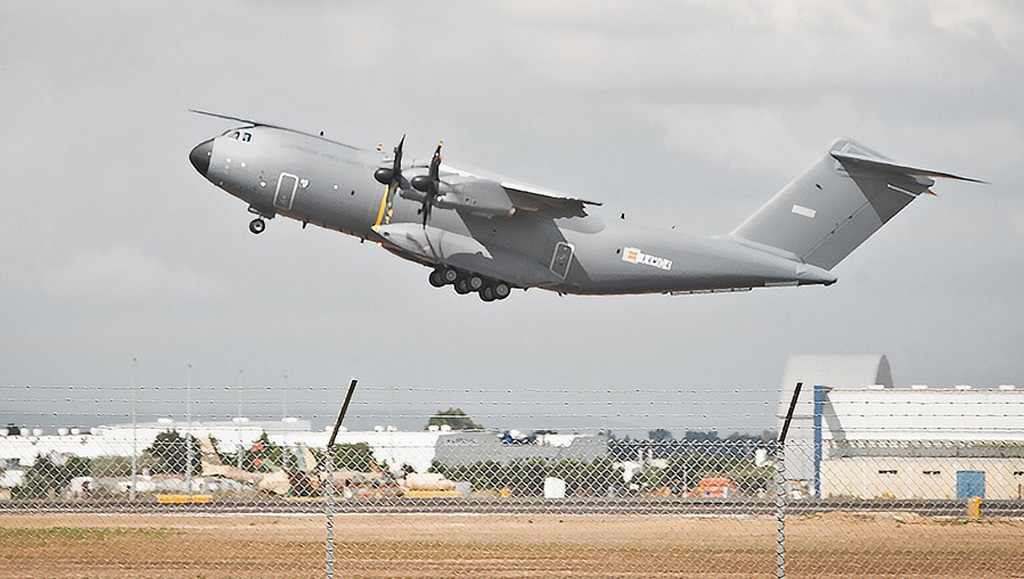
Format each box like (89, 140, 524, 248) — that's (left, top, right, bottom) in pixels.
(249, 218, 266, 235)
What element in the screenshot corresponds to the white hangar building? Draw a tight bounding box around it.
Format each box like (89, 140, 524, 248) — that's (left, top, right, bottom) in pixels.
(777, 354, 1024, 500)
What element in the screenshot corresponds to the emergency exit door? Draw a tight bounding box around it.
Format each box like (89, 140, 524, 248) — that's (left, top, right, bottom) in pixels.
(274, 172, 298, 210)
(550, 242, 574, 279)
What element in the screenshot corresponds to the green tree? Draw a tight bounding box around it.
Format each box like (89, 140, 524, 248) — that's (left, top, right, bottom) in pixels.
(243, 432, 284, 472)
(549, 457, 619, 496)
(310, 442, 376, 471)
(684, 430, 720, 442)
(89, 455, 158, 478)
(648, 428, 674, 441)
(144, 430, 201, 475)
(426, 408, 483, 431)
(13, 454, 91, 499)
(724, 460, 773, 495)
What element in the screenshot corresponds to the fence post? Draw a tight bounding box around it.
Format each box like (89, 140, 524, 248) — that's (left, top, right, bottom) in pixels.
(325, 443, 336, 579)
(775, 444, 787, 579)
(776, 382, 803, 579)
(325, 378, 359, 579)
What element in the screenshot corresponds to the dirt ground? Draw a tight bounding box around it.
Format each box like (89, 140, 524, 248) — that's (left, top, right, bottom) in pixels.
(1, 512, 1022, 579)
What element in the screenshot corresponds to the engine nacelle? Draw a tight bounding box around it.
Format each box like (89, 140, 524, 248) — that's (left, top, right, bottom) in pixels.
(373, 167, 394, 185)
(411, 174, 435, 193)
(399, 187, 427, 203)
(435, 179, 515, 217)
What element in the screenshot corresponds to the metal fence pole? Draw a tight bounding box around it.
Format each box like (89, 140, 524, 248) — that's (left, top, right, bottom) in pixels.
(775, 444, 787, 579)
(325, 443, 336, 579)
(776, 382, 803, 579)
(326, 378, 359, 579)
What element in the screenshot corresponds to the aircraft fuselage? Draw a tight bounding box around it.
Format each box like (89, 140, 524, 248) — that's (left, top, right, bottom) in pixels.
(190, 124, 840, 299)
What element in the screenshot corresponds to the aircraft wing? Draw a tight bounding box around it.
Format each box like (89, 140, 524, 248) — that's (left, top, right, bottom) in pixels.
(500, 181, 602, 218)
(439, 165, 602, 218)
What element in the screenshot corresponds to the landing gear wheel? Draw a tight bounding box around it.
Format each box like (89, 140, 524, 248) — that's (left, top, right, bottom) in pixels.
(493, 282, 511, 300)
(249, 218, 266, 235)
(480, 286, 496, 302)
(467, 275, 484, 291)
(454, 279, 471, 294)
(442, 268, 459, 284)
(429, 269, 447, 288)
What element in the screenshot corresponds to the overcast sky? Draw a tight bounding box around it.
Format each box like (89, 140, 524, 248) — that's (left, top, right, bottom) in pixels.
(2, 2, 1022, 434)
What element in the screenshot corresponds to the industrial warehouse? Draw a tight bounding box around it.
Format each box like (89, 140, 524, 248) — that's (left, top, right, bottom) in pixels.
(779, 354, 1024, 501)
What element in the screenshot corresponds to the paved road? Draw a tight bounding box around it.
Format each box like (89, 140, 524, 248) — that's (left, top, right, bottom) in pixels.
(3, 497, 1023, 517)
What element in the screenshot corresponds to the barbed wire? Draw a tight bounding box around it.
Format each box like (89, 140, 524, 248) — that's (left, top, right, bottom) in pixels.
(2, 383, 1016, 393)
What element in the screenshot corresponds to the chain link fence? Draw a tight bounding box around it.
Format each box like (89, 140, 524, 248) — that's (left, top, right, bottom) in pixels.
(2, 382, 1023, 578)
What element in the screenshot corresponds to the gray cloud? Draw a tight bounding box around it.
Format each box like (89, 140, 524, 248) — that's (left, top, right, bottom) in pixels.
(1, 1, 1022, 434)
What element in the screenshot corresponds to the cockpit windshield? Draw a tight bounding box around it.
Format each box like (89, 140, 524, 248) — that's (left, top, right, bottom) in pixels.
(219, 129, 253, 142)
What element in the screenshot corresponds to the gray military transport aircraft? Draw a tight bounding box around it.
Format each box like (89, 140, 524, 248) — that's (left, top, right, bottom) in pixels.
(188, 111, 980, 302)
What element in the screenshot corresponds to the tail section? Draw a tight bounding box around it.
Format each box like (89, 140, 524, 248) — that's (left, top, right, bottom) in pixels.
(731, 139, 982, 270)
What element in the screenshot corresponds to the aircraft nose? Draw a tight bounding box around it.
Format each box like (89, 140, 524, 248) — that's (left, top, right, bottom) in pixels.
(189, 139, 213, 176)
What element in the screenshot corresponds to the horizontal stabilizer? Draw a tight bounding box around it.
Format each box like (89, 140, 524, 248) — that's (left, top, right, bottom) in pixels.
(830, 149, 987, 184)
(731, 139, 983, 271)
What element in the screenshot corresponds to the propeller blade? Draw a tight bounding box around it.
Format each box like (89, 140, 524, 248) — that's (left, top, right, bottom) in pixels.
(429, 141, 442, 181)
(422, 197, 432, 227)
(421, 141, 443, 228)
(389, 135, 405, 191)
(392, 135, 405, 181)
(373, 134, 406, 188)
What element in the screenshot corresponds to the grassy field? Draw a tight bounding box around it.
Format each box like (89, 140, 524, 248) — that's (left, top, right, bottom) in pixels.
(1, 512, 1022, 578)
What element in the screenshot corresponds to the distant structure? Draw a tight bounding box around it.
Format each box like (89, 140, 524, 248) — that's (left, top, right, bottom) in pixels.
(778, 354, 1024, 500)
(434, 431, 606, 467)
(0, 418, 601, 478)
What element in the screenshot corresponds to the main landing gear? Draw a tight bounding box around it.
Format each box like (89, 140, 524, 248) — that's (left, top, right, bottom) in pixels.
(429, 267, 512, 302)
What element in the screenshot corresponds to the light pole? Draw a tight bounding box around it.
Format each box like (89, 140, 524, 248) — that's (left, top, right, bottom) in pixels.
(130, 356, 138, 502)
(282, 374, 290, 471)
(236, 369, 243, 470)
(185, 363, 194, 497)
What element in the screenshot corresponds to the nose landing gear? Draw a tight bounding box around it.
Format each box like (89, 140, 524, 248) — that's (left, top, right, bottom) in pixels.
(246, 206, 274, 235)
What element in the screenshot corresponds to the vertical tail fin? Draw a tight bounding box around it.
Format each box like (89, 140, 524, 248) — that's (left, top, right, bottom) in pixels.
(731, 139, 982, 270)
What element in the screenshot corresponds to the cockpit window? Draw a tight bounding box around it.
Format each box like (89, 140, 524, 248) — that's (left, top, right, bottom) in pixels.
(220, 130, 253, 142)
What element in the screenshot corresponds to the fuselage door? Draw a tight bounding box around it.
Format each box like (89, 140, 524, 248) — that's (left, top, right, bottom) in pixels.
(550, 241, 574, 279)
(274, 172, 299, 210)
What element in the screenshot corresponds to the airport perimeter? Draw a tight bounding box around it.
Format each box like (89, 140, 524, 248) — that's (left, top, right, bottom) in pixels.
(3, 367, 1024, 578)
